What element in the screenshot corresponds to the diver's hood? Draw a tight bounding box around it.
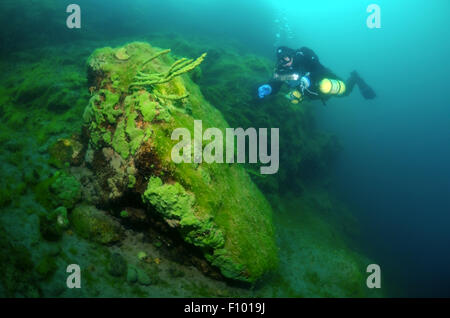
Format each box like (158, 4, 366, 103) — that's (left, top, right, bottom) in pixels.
(277, 46, 295, 64)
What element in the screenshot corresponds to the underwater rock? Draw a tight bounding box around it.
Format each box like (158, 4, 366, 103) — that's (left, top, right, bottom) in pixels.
(39, 206, 69, 241)
(36, 255, 58, 280)
(127, 265, 137, 284)
(108, 253, 127, 277)
(50, 172, 82, 210)
(48, 136, 85, 168)
(71, 205, 124, 245)
(136, 267, 152, 286)
(80, 42, 278, 283)
(34, 171, 82, 211)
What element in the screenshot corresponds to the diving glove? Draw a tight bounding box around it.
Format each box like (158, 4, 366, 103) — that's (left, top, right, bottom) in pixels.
(258, 84, 272, 99)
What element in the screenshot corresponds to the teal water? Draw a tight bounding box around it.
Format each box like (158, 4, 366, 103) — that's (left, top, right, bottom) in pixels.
(289, 0, 450, 297)
(1, 0, 449, 297)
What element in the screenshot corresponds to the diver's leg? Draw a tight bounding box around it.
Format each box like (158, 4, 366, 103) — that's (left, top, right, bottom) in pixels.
(347, 71, 377, 99)
(341, 72, 358, 96)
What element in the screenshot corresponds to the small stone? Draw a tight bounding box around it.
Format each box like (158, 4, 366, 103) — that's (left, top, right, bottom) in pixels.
(137, 268, 151, 286)
(108, 253, 127, 277)
(127, 266, 137, 284)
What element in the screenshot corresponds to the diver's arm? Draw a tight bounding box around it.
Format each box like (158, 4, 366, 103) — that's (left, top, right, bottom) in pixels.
(257, 79, 283, 99)
(267, 79, 283, 94)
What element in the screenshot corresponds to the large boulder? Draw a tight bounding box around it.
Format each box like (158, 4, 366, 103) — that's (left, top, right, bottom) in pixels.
(80, 42, 278, 283)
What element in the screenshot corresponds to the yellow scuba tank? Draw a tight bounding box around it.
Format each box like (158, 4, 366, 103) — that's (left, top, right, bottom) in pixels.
(286, 90, 303, 104)
(319, 78, 346, 96)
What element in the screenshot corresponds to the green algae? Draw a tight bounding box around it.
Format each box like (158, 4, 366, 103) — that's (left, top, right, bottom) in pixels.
(142, 177, 225, 251)
(83, 89, 121, 138)
(111, 119, 130, 159)
(131, 50, 207, 87)
(50, 173, 81, 209)
(0, 46, 90, 151)
(135, 92, 157, 122)
(127, 175, 136, 189)
(85, 90, 157, 159)
(126, 111, 145, 155)
(33, 171, 81, 211)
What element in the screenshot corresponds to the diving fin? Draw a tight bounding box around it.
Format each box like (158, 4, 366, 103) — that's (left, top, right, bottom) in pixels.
(351, 71, 376, 100)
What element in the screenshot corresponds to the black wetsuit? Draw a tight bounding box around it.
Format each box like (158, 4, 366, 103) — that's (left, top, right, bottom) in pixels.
(268, 47, 358, 103)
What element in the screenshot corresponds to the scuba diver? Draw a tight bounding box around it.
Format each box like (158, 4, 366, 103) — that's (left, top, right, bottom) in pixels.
(258, 46, 376, 104)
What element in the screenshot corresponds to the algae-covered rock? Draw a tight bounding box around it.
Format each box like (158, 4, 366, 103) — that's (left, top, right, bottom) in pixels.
(39, 206, 69, 241)
(108, 253, 127, 277)
(34, 171, 82, 211)
(36, 255, 58, 280)
(81, 42, 278, 283)
(136, 268, 152, 286)
(127, 266, 138, 284)
(48, 136, 85, 168)
(50, 172, 81, 209)
(71, 205, 124, 245)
